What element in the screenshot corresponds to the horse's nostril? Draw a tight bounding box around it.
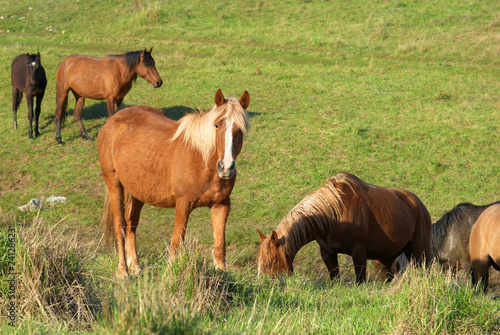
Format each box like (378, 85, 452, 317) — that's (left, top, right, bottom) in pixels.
(156, 80, 163, 87)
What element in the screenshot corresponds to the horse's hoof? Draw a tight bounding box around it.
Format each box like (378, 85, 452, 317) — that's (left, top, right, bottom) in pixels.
(128, 265, 143, 276)
(116, 270, 129, 280)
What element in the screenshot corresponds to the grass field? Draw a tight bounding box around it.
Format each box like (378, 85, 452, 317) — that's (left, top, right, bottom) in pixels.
(1, 0, 500, 333)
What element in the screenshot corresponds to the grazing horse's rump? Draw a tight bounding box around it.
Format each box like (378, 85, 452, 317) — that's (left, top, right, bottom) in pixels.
(55, 48, 162, 144)
(257, 172, 431, 283)
(469, 203, 500, 293)
(98, 89, 250, 279)
(11, 53, 47, 139)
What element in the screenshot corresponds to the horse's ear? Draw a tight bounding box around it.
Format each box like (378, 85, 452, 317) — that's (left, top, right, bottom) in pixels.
(270, 230, 279, 246)
(36, 52, 41, 60)
(239, 91, 250, 110)
(148, 47, 153, 53)
(257, 229, 267, 242)
(214, 89, 225, 107)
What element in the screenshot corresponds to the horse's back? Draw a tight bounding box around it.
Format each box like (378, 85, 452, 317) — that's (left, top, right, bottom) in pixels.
(98, 106, 176, 157)
(332, 172, 431, 256)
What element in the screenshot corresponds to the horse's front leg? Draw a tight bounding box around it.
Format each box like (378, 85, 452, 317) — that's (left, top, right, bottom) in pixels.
(351, 244, 367, 284)
(170, 199, 193, 258)
(12, 86, 21, 130)
(106, 98, 123, 117)
(34, 92, 44, 137)
(319, 243, 339, 280)
(210, 198, 231, 271)
(26, 94, 35, 139)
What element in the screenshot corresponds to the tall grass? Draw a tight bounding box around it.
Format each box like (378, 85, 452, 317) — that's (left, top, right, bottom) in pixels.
(1, 211, 498, 334)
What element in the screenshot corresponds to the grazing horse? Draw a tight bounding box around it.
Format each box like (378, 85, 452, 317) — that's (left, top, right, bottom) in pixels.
(11, 53, 47, 139)
(393, 201, 500, 275)
(98, 89, 250, 279)
(469, 203, 500, 293)
(55, 48, 163, 144)
(257, 172, 431, 283)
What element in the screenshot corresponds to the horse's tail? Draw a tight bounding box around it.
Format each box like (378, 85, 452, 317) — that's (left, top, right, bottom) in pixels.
(102, 188, 133, 253)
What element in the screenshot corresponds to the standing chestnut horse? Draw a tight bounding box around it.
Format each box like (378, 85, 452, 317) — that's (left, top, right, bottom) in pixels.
(469, 203, 500, 293)
(55, 48, 163, 144)
(257, 172, 431, 283)
(11, 53, 47, 139)
(98, 89, 250, 279)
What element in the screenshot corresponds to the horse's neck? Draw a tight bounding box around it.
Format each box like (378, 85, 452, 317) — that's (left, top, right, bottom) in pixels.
(116, 57, 138, 84)
(275, 212, 327, 264)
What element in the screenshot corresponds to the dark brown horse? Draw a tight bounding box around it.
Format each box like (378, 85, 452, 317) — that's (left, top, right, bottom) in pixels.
(257, 172, 431, 283)
(469, 203, 500, 293)
(98, 89, 250, 279)
(11, 53, 47, 139)
(55, 48, 163, 144)
(393, 201, 500, 275)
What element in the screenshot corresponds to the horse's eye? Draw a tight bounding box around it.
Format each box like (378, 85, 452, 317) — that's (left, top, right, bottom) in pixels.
(215, 124, 219, 129)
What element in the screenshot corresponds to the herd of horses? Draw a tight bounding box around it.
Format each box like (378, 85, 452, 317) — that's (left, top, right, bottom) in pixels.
(10, 51, 499, 292)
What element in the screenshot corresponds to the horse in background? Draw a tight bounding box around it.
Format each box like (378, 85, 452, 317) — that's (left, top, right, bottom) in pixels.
(98, 89, 250, 279)
(393, 201, 500, 275)
(257, 172, 431, 284)
(469, 203, 500, 293)
(11, 53, 47, 139)
(55, 48, 163, 144)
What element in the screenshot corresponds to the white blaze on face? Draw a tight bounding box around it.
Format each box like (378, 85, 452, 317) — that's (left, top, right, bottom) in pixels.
(31, 62, 36, 67)
(222, 118, 234, 170)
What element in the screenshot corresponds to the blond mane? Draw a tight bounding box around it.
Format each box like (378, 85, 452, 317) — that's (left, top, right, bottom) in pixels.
(170, 97, 249, 163)
(276, 174, 355, 256)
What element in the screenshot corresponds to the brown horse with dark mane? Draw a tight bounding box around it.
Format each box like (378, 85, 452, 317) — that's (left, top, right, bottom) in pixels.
(11, 53, 47, 139)
(257, 172, 431, 283)
(55, 48, 162, 144)
(98, 89, 250, 279)
(469, 203, 500, 293)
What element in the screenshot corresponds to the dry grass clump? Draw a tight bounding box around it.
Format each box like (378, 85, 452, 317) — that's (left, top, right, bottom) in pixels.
(0, 213, 100, 330)
(101, 238, 232, 334)
(388, 262, 497, 335)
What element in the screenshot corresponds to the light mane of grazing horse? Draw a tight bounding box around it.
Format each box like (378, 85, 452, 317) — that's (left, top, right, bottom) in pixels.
(257, 172, 431, 283)
(98, 89, 250, 279)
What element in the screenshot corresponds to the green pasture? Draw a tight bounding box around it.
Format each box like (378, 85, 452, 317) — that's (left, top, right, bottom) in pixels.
(0, 0, 499, 333)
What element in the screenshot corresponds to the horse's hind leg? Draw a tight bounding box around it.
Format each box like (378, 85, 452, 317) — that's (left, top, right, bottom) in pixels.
(125, 197, 144, 275)
(55, 86, 69, 144)
(471, 259, 490, 293)
(73, 94, 93, 141)
(12, 86, 22, 130)
(108, 187, 129, 279)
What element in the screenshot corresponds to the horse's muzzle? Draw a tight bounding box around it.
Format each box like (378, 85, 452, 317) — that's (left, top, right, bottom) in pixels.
(154, 80, 163, 88)
(217, 159, 236, 179)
